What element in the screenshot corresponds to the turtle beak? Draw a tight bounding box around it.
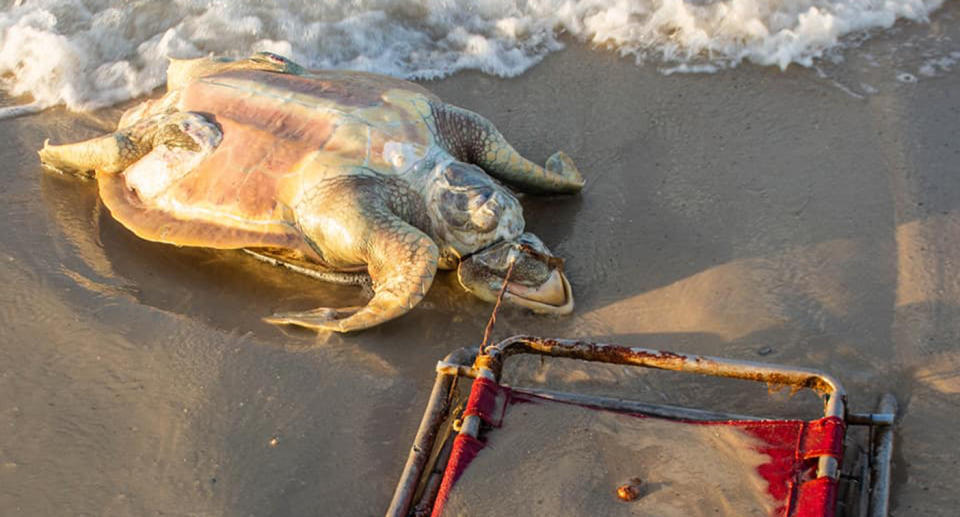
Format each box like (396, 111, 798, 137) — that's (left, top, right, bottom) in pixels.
(457, 233, 574, 315)
(501, 266, 574, 314)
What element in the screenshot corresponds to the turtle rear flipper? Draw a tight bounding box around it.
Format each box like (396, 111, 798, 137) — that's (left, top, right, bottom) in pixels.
(39, 132, 140, 177)
(428, 102, 585, 194)
(38, 112, 221, 176)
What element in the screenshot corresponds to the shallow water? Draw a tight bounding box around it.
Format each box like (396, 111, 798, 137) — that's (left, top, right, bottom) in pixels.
(2, 4, 960, 516)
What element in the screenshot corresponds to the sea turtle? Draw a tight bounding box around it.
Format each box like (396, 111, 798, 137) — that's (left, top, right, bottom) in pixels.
(38, 52, 584, 332)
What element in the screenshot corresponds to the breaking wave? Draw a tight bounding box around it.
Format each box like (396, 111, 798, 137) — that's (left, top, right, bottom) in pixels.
(0, 0, 946, 110)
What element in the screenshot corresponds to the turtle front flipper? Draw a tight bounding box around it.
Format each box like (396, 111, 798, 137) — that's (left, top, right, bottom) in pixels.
(265, 175, 440, 332)
(428, 102, 585, 194)
(39, 112, 220, 176)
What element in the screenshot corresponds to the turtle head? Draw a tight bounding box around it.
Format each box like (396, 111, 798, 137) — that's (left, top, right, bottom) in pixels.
(247, 51, 306, 75)
(166, 52, 305, 90)
(426, 161, 524, 265)
(458, 232, 573, 315)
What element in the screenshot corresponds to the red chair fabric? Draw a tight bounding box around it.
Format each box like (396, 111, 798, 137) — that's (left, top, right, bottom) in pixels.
(430, 380, 844, 517)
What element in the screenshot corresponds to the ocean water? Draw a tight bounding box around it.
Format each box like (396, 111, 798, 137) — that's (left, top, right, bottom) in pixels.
(0, 0, 948, 111)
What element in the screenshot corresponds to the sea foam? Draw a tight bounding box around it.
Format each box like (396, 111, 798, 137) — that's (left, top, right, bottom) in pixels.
(0, 0, 946, 111)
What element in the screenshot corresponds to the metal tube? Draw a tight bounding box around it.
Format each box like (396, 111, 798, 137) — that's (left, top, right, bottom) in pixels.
(488, 336, 846, 418)
(818, 456, 839, 480)
(847, 412, 895, 426)
(452, 363, 497, 439)
(857, 451, 872, 517)
(413, 432, 456, 515)
(435, 361, 478, 378)
(386, 348, 475, 517)
(869, 394, 897, 517)
(459, 415, 481, 438)
(510, 386, 766, 422)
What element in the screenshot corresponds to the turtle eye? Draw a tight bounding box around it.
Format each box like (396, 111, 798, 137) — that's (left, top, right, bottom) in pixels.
(470, 198, 501, 232)
(442, 161, 490, 188)
(467, 189, 492, 210)
(452, 191, 470, 212)
(439, 191, 470, 228)
(255, 51, 284, 63)
(439, 188, 501, 233)
(443, 165, 471, 187)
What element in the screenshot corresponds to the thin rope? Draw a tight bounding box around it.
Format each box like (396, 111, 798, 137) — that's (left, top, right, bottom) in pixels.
(479, 255, 517, 356)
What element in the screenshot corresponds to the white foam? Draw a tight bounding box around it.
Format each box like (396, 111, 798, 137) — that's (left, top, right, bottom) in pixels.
(919, 55, 957, 77)
(0, 0, 948, 111)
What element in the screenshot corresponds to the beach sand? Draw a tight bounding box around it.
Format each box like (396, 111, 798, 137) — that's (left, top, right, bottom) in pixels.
(2, 5, 960, 515)
(443, 400, 776, 517)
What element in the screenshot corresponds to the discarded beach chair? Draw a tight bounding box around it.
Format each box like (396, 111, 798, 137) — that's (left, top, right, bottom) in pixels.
(387, 336, 896, 517)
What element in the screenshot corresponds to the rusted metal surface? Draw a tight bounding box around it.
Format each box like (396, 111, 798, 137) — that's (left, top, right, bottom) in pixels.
(412, 433, 455, 516)
(486, 336, 846, 419)
(386, 347, 475, 517)
(434, 360, 477, 379)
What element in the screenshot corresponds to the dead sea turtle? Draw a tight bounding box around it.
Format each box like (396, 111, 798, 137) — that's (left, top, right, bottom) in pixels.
(38, 52, 584, 332)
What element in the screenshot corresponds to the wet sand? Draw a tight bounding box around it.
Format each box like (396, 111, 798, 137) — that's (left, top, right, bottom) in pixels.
(2, 5, 960, 515)
(444, 401, 775, 517)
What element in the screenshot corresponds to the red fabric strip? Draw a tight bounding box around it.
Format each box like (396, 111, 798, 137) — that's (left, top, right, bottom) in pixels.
(793, 477, 837, 517)
(800, 417, 845, 460)
(430, 434, 484, 517)
(463, 377, 503, 427)
(738, 421, 806, 515)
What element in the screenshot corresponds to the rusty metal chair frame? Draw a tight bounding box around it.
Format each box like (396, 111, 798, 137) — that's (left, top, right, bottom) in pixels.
(386, 336, 896, 517)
